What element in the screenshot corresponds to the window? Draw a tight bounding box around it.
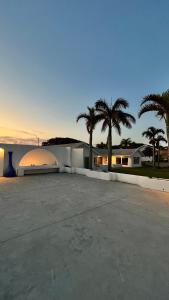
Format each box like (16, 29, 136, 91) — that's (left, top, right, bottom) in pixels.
(133, 157, 140, 165)
(116, 157, 121, 164)
(94, 156, 103, 166)
(122, 157, 128, 165)
(97, 156, 103, 165)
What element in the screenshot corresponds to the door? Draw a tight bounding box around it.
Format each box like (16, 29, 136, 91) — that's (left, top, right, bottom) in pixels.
(84, 157, 89, 169)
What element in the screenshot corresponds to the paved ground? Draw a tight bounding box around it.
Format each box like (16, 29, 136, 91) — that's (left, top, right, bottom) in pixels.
(0, 173, 169, 300)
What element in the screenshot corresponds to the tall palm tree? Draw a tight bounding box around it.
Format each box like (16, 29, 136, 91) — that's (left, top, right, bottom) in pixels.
(95, 98, 136, 171)
(155, 135, 167, 167)
(142, 126, 165, 166)
(76, 106, 100, 170)
(120, 138, 132, 148)
(138, 89, 169, 163)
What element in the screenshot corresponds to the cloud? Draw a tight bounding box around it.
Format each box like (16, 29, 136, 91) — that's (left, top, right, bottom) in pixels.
(0, 127, 46, 138)
(0, 136, 44, 145)
(0, 127, 47, 145)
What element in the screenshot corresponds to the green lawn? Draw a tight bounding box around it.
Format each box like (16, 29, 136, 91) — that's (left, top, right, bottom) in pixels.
(112, 166, 169, 179)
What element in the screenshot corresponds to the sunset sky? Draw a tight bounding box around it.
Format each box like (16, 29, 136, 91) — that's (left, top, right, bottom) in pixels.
(0, 0, 169, 146)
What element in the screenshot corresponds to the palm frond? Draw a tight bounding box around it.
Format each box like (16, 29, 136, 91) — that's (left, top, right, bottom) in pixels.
(155, 109, 166, 120)
(156, 135, 167, 143)
(142, 131, 152, 138)
(95, 99, 109, 112)
(138, 104, 165, 118)
(112, 119, 121, 135)
(101, 119, 108, 132)
(140, 94, 162, 106)
(113, 98, 129, 110)
(116, 111, 136, 128)
(76, 113, 90, 123)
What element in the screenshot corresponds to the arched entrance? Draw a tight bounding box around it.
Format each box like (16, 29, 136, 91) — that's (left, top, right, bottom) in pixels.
(18, 148, 58, 175)
(0, 148, 4, 176)
(19, 148, 57, 167)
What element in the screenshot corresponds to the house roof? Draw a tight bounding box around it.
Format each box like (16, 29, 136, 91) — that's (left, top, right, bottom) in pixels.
(50, 142, 99, 154)
(96, 148, 144, 157)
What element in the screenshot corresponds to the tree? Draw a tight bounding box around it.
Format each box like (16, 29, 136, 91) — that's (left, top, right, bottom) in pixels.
(142, 126, 165, 167)
(96, 142, 107, 149)
(155, 135, 167, 167)
(138, 89, 169, 164)
(42, 137, 81, 146)
(120, 138, 132, 148)
(142, 146, 153, 158)
(95, 98, 136, 171)
(76, 106, 100, 170)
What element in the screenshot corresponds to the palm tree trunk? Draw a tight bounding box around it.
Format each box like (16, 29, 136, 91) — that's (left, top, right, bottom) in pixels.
(157, 147, 160, 168)
(107, 126, 112, 172)
(153, 144, 155, 167)
(89, 131, 93, 170)
(166, 114, 169, 166)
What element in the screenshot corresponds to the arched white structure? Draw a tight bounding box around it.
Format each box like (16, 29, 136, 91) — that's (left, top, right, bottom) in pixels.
(0, 148, 4, 176)
(0, 143, 71, 176)
(19, 149, 57, 167)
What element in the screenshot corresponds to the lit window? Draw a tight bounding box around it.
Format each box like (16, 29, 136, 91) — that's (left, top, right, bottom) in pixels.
(116, 157, 121, 164)
(97, 156, 103, 165)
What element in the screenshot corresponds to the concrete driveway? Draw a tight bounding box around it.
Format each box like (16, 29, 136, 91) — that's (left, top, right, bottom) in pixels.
(0, 173, 169, 300)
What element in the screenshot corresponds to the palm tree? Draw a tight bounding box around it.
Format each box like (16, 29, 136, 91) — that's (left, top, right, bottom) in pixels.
(120, 138, 132, 148)
(76, 106, 100, 170)
(95, 98, 136, 171)
(138, 89, 169, 163)
(155, 135, 167, 167)
(142, 126, 165, 167)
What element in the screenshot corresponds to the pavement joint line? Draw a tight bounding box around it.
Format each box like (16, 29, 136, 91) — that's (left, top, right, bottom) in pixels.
(1, 195, 169, 248)
(0, 198, 120, 247)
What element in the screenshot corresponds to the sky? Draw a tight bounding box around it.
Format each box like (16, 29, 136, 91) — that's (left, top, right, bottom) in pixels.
(0, 0, 169, 146)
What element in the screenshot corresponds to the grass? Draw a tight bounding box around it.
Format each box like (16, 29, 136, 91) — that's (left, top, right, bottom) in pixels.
(112, 166, 169, 179)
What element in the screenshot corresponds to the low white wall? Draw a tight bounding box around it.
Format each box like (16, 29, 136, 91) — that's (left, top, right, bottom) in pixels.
(86, 170, 111, 181)
(63, 167, 169, 193)
(109, 172, 169, 192)
(75, 167, 88, 175)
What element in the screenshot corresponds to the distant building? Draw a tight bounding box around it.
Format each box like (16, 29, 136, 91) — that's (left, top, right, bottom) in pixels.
(159, 147, 168, 161)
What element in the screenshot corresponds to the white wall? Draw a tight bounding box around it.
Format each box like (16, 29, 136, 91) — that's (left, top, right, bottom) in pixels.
(42, 145, 71, 167)
(132, 154, 142, 167)
(0, 144, 71, 175)
(0, 144, 37, 174)
(72, 148, 84, 168)
(63, 167, 169, 193)
(128, 157, 132, 167)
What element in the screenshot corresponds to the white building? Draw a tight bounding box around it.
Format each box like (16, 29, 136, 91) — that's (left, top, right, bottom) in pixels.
(0, 142, 98, 177)
(0, 142, 144, 177)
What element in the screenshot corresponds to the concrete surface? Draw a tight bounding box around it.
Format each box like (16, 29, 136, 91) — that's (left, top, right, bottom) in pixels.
(0, 173, 169, 300)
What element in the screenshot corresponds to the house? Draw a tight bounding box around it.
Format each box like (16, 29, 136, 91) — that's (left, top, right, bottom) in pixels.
(55, 142, 144, 169)
(94, 148, 143, 168)
(159, 147, 168, 162)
